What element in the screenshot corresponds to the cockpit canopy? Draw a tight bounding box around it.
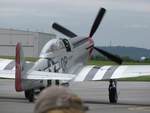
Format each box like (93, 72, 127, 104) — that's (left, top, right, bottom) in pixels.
(40, 39, 65, 55)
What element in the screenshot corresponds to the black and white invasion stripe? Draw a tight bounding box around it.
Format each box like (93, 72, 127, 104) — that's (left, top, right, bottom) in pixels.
(75, 65, 120, 81)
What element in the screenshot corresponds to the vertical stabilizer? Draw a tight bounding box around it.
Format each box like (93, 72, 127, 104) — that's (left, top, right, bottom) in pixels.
(15, 43, 26, 92)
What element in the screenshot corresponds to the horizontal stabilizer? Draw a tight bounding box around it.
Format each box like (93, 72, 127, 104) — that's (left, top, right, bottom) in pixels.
(0, 70, 15, 79)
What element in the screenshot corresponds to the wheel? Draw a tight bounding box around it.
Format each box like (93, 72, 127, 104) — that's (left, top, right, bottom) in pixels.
(56, 80, 59, 86)
(24, 89, 34, 102)
(47, 80, 52, 86)
(40, 87, 45, 92)
(61, 82, 69, 87)
(109, 86, 118, 103)
(28, 89, 34, 102)
(24, 90, 29, 99)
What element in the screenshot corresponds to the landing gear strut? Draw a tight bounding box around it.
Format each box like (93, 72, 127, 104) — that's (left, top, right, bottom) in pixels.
(24, 89, 34, 102)
(56, 80, 60, 86)
(47, 80, 52, 86)
(108, 79, 118, 103)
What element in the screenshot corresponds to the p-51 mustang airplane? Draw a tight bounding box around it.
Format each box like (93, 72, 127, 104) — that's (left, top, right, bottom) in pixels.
(1, 8, 150, 103)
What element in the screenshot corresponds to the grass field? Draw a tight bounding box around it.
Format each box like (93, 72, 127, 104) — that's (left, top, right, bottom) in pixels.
(88, 60, 150, 65)
(0, 56, 38, 62)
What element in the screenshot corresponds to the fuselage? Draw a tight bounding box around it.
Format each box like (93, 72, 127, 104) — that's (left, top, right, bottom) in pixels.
(31, 37, 94, 75)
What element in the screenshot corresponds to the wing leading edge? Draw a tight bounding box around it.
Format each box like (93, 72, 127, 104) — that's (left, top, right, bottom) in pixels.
(74, 65, 150, 81)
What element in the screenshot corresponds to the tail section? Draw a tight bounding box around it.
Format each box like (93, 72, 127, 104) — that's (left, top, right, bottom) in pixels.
(15, 43, 26, 92)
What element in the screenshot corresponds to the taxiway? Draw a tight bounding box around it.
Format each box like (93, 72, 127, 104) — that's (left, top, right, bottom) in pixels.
(0, 79, 150, 113)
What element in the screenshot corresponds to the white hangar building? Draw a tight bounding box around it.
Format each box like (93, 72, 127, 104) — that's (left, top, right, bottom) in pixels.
(0, 28, 56, 57)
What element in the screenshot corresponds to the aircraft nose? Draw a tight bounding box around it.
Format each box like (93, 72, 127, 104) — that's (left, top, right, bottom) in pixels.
(88, 38, 94, 46)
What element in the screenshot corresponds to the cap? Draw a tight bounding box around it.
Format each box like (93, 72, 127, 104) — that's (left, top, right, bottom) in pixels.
(34, 86, 85, 113)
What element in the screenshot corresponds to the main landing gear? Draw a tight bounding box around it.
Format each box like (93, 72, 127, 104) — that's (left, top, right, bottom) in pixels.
(24, 80, 61, 102)
(108, 79, 118, 103)
(24, 86, 45, 102)
(24, 89, 34, 102)
(47, 80, 60, 86)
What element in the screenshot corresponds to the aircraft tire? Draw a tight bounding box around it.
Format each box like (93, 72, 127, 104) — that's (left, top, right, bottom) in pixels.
(40, 87, 45, 92)
(109, 86, 118, 103)
(24, 89, 34, 102)
(24, 90, 29, 99)
(56, 80, 59, 86)
(47, 80, 52, 86)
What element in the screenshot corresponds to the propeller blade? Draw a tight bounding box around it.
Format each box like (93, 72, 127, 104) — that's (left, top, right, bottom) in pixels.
(52, 23, 77, 38)
(94, 47, 123, 64)
(89, 8, 106, 37)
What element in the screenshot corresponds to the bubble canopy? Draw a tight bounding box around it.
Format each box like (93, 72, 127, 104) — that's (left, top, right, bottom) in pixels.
(40, 39, 65, 55)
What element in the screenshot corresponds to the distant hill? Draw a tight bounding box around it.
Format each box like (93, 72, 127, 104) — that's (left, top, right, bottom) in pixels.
(93, 46, 150, 60)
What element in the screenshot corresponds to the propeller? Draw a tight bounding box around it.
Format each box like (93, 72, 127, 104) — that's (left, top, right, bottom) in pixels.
(94, 47, 123, 64)
(52, 23, 77, 38)
(88, 8, 123, 64)
(52, 8, 123, 64)
(89, 8, 106, 37)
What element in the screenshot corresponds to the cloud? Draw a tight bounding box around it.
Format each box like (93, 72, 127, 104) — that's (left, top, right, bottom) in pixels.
(0, 0, 150, 49)
(1, 0, 149, 20)
(0, 0, 101, 19)
(98, 0, 150, 13)
(124, 24, 149, 29)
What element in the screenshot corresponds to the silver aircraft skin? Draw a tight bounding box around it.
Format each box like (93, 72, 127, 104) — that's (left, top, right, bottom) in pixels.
(17, 36, 94, 90)
(1, 8, 150, 103)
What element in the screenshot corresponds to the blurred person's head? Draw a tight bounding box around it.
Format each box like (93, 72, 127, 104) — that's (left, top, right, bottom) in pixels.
(34, 86, 86, 113)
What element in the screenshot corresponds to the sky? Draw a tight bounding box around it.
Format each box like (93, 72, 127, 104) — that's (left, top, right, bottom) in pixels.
(0, 0, 150, 49)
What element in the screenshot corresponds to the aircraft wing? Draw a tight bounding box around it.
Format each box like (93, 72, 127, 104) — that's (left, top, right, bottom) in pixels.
(0, 57, 150, 82)
(25, 70, 75, 80)
(74, 65, 150, 81)
(0, 69, 75, 80)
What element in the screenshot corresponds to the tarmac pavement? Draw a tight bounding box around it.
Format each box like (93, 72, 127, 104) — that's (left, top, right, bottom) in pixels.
(0, 79, 150, 113)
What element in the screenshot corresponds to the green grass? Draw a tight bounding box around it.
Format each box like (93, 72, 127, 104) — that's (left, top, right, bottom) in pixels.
(119, 76, 150, 82)
(0, 56, 38, 62)
(0, 56, 15, 59)
(88, 60, 150, 65)
(88, 60, 116, 65)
